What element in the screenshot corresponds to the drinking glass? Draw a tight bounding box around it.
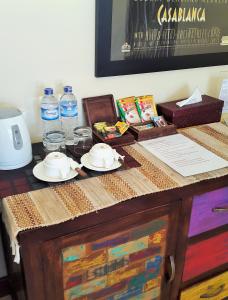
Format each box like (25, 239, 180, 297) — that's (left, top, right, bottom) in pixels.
(73, 126, 93, 154)
(44, 130, 66, 153)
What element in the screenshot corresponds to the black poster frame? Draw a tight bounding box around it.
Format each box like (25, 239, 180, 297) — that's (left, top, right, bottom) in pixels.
(95, 0, 228, 77)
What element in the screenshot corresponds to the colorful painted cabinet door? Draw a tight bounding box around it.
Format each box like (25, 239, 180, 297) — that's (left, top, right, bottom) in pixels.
(62, 216, 168, 300)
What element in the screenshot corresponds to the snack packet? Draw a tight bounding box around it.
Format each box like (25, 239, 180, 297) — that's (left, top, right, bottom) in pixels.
(117, 104, 126, 122)
(104, 125, 121, 139)
(132, 123, 154, 131)
(93, 122, 122, 139)
(115, 121, 129, 135)
(93, 122, 107, 138)
(135, 95, 157, 122)
(152, 115, 167, 127)
(117, 96, 141, 124)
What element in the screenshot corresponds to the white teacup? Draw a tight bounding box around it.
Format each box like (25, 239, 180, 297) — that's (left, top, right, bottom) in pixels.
(43, 152, 71, 179)
(89, 143, 122, 168)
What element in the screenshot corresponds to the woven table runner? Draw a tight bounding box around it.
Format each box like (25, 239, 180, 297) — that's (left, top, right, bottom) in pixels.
(2, 123, 228, 262)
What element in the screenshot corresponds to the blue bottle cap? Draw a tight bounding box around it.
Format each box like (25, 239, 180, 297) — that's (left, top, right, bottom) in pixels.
(64, 86, 72, 93)
(44, 88, 53, 95)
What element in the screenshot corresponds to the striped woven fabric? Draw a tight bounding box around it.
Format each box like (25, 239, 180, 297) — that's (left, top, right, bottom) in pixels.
(2, 123, 228, 251)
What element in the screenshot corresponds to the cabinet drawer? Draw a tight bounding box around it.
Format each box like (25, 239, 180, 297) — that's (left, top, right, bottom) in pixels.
(183, 231, 228, 282)
(189, 187, 228, 237)
(180, 271, 228, 300)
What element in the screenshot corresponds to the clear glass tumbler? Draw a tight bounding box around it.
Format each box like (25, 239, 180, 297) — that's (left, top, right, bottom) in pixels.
(44, 130, 66, 153)
(73, 126, 93, 153)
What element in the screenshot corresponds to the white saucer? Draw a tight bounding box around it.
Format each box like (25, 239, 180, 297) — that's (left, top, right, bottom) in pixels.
(80, 153, 121, 172)
(33, 161, 78, 182)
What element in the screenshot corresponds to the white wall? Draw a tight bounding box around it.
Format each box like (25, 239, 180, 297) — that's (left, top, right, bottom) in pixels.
(0, 0, 227, 142)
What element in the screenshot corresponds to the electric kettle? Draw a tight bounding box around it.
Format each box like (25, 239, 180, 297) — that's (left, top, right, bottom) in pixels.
(0, 107, 32, 170)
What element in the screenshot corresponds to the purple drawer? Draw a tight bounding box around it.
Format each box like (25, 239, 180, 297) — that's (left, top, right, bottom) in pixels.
(189, 187, 228, 237)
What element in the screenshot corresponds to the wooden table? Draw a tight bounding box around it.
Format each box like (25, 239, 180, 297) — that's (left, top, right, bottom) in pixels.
(1, 123, 228, 300)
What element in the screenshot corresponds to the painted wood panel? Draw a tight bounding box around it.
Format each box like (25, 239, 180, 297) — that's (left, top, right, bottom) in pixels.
(183, 232, 228, 282)
(181, 271, 228, 300)
(62, 216, 168, 300)
(189, 187, 228, 237)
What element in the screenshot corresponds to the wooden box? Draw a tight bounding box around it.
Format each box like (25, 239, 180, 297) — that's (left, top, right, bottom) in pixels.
(157, 95, 224, 128)
(83, 94, 135, 147)
(129, 122, 177, 141)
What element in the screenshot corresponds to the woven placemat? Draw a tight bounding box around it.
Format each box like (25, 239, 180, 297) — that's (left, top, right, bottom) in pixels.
(2, 122, 228, 262)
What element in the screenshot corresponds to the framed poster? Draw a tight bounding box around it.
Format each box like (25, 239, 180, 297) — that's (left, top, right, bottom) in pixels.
(95, 0, 228, 77)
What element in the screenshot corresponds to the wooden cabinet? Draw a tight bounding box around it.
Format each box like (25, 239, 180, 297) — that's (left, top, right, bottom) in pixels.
(2, 191, 185, 300)
(178, 187, 228, 300)
(2, 178, 228, 300)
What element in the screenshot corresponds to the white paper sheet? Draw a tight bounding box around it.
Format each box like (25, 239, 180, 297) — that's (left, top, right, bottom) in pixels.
(139, 134, 228, 177)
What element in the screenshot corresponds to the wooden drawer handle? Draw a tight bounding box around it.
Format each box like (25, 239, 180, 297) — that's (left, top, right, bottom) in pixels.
(200, 284, 225, 298)
(168, 255, 175, 283)
(212, 207, 228, 213)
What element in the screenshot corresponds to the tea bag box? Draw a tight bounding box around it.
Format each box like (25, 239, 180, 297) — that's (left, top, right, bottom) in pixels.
(157, 95, 224, 128)
(83, 94, 135, 147)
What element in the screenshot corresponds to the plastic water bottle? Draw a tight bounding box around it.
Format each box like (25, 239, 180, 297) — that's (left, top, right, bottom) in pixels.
(60, 86, 78, 145)
(40, 88, 65, 151)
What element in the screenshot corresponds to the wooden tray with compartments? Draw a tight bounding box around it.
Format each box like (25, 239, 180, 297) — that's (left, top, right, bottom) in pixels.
(83, 94, 135, 147)
(129, 121, 177, 141)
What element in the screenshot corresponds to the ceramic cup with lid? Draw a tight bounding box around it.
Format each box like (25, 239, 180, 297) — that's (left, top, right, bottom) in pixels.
(88, 143, 122, 168)
(43, 152, 71, 179)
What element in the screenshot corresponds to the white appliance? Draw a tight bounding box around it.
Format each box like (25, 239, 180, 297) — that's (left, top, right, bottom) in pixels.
(0, 107, 32, 170)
